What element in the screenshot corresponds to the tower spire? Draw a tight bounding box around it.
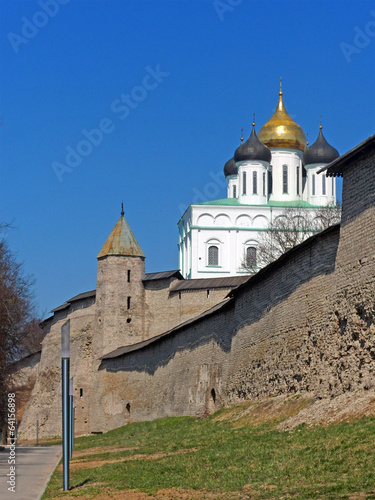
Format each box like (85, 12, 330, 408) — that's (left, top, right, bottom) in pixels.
(240, 128, 244, 143)
(252, 112, 255, 127)
(279, 77, 283, 96)
(121, 202, 124, 217)
(319, 115, 323, 129)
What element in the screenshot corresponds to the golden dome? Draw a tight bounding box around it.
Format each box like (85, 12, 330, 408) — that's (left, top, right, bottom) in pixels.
(258, 89, 307, 151)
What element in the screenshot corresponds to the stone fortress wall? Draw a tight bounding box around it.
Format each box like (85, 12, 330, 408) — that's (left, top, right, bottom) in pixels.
(91, 135, 375, 432)
(19, 272, 243, 439)
(19, 298, 96, 439)
(19, 135, 375, 439)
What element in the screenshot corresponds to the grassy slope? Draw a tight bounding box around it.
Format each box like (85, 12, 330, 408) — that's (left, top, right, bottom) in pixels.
(42, 402, 375, 499)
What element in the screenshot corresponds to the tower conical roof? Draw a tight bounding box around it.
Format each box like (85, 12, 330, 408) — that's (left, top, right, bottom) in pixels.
(97, 209, 145, 259)
(258, 86, 307, 151)
(303, 126, 339, 166)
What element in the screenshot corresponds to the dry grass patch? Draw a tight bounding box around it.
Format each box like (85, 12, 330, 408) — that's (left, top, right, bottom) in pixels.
(64, 448, 200, 472)
(72, 445, 139, 458)
(213, 394, 311, 427)
(62, 487, 248, 499)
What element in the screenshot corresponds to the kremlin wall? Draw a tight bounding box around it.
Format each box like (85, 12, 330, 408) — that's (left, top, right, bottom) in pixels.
(15, 132, 375, 439)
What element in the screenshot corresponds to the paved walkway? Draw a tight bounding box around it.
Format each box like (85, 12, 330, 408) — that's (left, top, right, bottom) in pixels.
(0, 445, 61, 500)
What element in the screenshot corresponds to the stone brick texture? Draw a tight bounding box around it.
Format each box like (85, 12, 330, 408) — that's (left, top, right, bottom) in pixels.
(95, 256, 147, 358)
(19, 299, 95, 439)
(145, 280, 232, 338)
(8, 352, 41, 423)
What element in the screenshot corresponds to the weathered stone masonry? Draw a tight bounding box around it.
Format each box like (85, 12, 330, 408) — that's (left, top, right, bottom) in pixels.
(92, 134, 375, 432)
(19, 272, 244, 438)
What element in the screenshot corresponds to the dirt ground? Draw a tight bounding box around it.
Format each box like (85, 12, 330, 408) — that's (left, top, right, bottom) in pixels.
(62, 448, 199, 472)
(58, 486, 255, 499)
(56, 486, 375, 499)
(212, 390, 375, 430)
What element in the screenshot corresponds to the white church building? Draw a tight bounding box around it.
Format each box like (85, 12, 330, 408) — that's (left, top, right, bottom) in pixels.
(178, 85, 340, 279)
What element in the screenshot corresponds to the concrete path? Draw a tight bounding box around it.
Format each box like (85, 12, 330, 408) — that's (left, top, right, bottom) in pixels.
(0, 445, 61, 500)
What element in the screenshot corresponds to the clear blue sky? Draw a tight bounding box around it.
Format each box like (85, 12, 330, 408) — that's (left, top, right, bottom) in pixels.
(1, 0, 374, 317)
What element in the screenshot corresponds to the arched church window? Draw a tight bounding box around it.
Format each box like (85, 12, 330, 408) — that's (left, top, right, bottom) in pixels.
(253, 171, 257, 195)
(242, 172, 247, 195)
(283, 165, 288, 194)
(268, 166, 272, 195)
(246, 246, 257, 267)
(296, 166, 300, 195)
(208, 245, 219, 266)
(322, 174, 326, 195)
(233, 185, 237, 198)
(312, 174, 316, 196)
(262, 172, 266, 196)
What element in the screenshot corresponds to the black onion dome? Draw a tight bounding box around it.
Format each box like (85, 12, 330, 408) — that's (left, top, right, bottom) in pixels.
(303, 127, 339, 166)
(234, 125, 272, 163)
(224, 157, 238, 177)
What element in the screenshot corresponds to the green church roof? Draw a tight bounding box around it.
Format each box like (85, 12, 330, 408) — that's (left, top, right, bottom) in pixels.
(97, 212, 145, 259)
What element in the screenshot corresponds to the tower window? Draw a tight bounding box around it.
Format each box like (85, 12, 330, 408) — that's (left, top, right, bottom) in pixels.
(207, 289, 210, 298)
(246, 246, 257, 267)
(252, 171, 257, 195)
(126, 403, 131, 413)
(208, 245, 219, 266)
(127, 270, 131, 283)
(312, 174, 316, 196)
(262, 172, 266, 196)
(242, 172, 247, 195)
(233, 185, 237, 198)
(296, 166, 300, 195)
(322, 174, 326, 195)
(127, 296, 131, 309)
(283, 165, 288, 194)
(80, 388, 83, 398)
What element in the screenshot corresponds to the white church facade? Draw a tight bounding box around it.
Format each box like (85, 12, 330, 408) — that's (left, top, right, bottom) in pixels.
(178, 85, 340, 279)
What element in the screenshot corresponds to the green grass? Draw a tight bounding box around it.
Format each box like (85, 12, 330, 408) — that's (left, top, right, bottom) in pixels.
(42, 413, 375, 499)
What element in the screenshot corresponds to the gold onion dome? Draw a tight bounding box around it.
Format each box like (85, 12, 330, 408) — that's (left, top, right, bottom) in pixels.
(258, 86, 307, 151)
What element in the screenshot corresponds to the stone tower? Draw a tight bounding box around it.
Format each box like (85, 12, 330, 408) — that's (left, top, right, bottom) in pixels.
(94, 206, 146, 358)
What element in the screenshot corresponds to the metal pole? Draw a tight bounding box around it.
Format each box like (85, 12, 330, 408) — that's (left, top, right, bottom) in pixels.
(69, 377, 73, 459)
(36, 414, 38, 446)
(72, 397, 75, 450)
(61, 320, 70, 491)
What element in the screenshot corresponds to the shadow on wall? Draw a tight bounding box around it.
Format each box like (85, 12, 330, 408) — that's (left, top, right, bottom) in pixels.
(233, 225, 340, 331)
(100, 226, 340, 377)
(100, 300, 235, 375)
